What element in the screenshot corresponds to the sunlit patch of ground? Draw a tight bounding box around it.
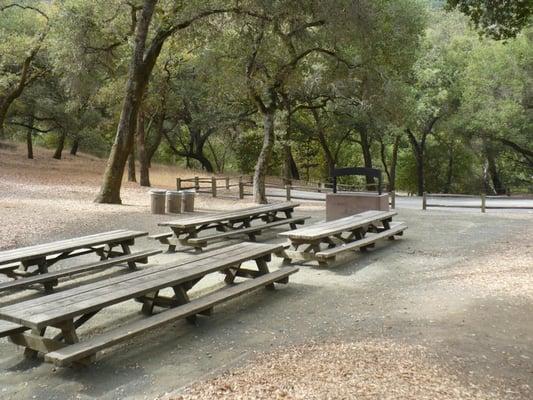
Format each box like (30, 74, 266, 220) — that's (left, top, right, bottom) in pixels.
(173, 340, 520, 400)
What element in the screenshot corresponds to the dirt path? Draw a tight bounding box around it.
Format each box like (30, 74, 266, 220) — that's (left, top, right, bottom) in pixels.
(0, 143, 532, 399)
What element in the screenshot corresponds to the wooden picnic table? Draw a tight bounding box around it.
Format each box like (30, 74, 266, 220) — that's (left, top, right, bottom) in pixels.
(0, 230, 149, 291)
(0, 242, 298, 366)
(279, 210, 407, 267)
(153, 201, 308, 252)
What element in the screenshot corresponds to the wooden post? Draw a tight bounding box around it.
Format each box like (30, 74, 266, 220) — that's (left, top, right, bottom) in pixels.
(285, 185, 291, 201)
(176, 177, 181, 191)
(194, 176, 199, 190)
(317, 182, 321, 193)
(481, 193, 486, 213)
(211, 177, 217, 197)
(225, 177, 230, 190)
(238, 181, 244, 199)
(390, 191, 396, 209)
(422, 192, 427, 210)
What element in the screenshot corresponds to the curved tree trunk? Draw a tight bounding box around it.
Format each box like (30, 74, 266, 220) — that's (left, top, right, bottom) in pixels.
(389, 135, 400, 192)
(26, 115, 34, 159)
(70, 138, 79, 156)
(359, 128, 374, 188)
(53, 132, 66, 160)
(95, 0, 158, 204)
(137, 109, 151, 186)
(484, 140, 505, 195)
(311, 108, 335, 176)
(253, 110, 275, 204)
(127, 147, 136, 182)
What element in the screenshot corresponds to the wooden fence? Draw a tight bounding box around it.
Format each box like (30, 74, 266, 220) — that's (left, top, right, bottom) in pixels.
(176, 175, 396, 208)
(422, 192, 533, 213)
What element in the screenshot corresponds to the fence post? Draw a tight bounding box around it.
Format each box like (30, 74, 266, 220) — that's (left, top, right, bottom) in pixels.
(285, 185, 291, 201)
(225, 177, 230, 190)
(481, 193, 486, 213)
(194, 176, 199, 190)
(211, 177, 217, 197)
(391, 191, 396, 209)
(238, 181, 244, 199)
(422, 192, 427, 210)
(176, 177, 181, 191)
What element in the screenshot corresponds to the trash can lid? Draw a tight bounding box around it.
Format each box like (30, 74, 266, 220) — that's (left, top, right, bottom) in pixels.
(150, 189, 167, 194)
(166, 190, 181, 195)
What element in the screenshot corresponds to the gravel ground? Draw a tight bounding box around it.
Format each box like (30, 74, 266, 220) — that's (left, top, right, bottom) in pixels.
(0, 143, 532, 400)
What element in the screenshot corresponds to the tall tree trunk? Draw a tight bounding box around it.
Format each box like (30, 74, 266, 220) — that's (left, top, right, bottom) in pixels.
(484, 140, 505, 194)
(137, 110, 151, 186)
(359, 128, 374, 187)
(406, 129, 425, 196)
(311, 108, 335, 176)
(253, 110, 275, 203)
(26, 115, 34, 159)
(444, 146, 453, 193)
(389, 135, 400, 192)
(127, 147, 136, 182)
(95, 0, 157, 204)
(53, 132, 66, 160)
(70, 138, 79, 155)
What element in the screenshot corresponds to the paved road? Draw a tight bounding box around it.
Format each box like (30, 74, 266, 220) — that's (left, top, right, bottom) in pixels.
(266, 188, 533, 213)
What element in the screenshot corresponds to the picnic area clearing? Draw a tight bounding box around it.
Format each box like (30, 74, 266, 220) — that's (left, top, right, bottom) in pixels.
(0, 145, 532, 399)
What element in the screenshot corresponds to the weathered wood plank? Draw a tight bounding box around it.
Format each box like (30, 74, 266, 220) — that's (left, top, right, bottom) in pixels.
(44, 266, 299, 366)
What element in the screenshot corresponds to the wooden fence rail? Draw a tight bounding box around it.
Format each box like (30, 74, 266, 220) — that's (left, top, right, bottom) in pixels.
(422, 192, 533, 213)
(175, 175, 397, 208)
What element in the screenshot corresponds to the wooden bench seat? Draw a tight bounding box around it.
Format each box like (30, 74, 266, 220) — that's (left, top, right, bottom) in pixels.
(0, 250, 162, 293)
(187, 217, 310, 246)
(44, 266, 298, 366)
(0, 320, 27, 338)
(148, 232, 173, 241)
(315, 222, 407, 261)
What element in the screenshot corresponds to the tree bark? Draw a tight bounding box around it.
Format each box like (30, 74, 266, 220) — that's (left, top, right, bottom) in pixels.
(137, 110, 151, 186)
(127, 147, 136, 182)
(389, 135, 400, 192)
(253, 110, 275, 203)
(53, 131, 66, 160)
(311, 108, 335, 176)
(70, 138, 79, 155)
(26, 115, 34, 159)
(444, 146, 453, 193)
(95, 0, 157, 204)
(484, 140, 505, 194)
(358, 127, 374, 187)
(406, 129, 425, 196)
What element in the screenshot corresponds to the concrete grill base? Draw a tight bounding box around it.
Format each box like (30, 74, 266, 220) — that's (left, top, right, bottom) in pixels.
(326, 192, 389, 221)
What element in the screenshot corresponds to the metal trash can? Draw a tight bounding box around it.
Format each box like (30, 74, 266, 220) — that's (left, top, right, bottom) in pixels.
(181, 189, 195, 213)
(166, 190, 181, 214)
(150, 189, 167, 214)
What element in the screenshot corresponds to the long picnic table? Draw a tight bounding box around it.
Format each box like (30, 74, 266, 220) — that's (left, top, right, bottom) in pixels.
(0, 242, 297, 366)
(153, 201, 308, 252)
(0, 230, 150, 292)
(279, 210, 407, 267)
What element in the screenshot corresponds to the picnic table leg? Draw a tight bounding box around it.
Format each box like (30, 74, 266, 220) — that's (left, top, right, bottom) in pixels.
(141, 290, 160, 315)
(284, 210, 297, 229)
(255, 256, 276, 290)
(120, 242, 138, 270)
(172, 285, 199, 323)
(22, 327, 46, 359)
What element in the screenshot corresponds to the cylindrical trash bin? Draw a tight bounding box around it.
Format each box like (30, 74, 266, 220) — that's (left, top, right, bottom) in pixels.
(181, 190, 195, 213)
(166, 190, 181, 214)
(150, 189, 167, 214)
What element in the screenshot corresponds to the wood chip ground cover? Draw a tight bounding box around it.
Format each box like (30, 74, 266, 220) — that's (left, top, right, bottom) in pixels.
(173, 341, 517, 400)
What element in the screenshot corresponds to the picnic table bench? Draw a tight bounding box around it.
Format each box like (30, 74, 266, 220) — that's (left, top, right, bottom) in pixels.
(279, 210, 407, 267)
(0, 242, 298, 367)
(153, 201, 309, 252)
(0, 230, 152, 292)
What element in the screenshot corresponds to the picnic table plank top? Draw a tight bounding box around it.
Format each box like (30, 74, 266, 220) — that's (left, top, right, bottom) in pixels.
(0, 242, 284, 330)
(278, 210, 397, 240)
(159, 201, 300, 228)
(0, 230, 148, 265)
